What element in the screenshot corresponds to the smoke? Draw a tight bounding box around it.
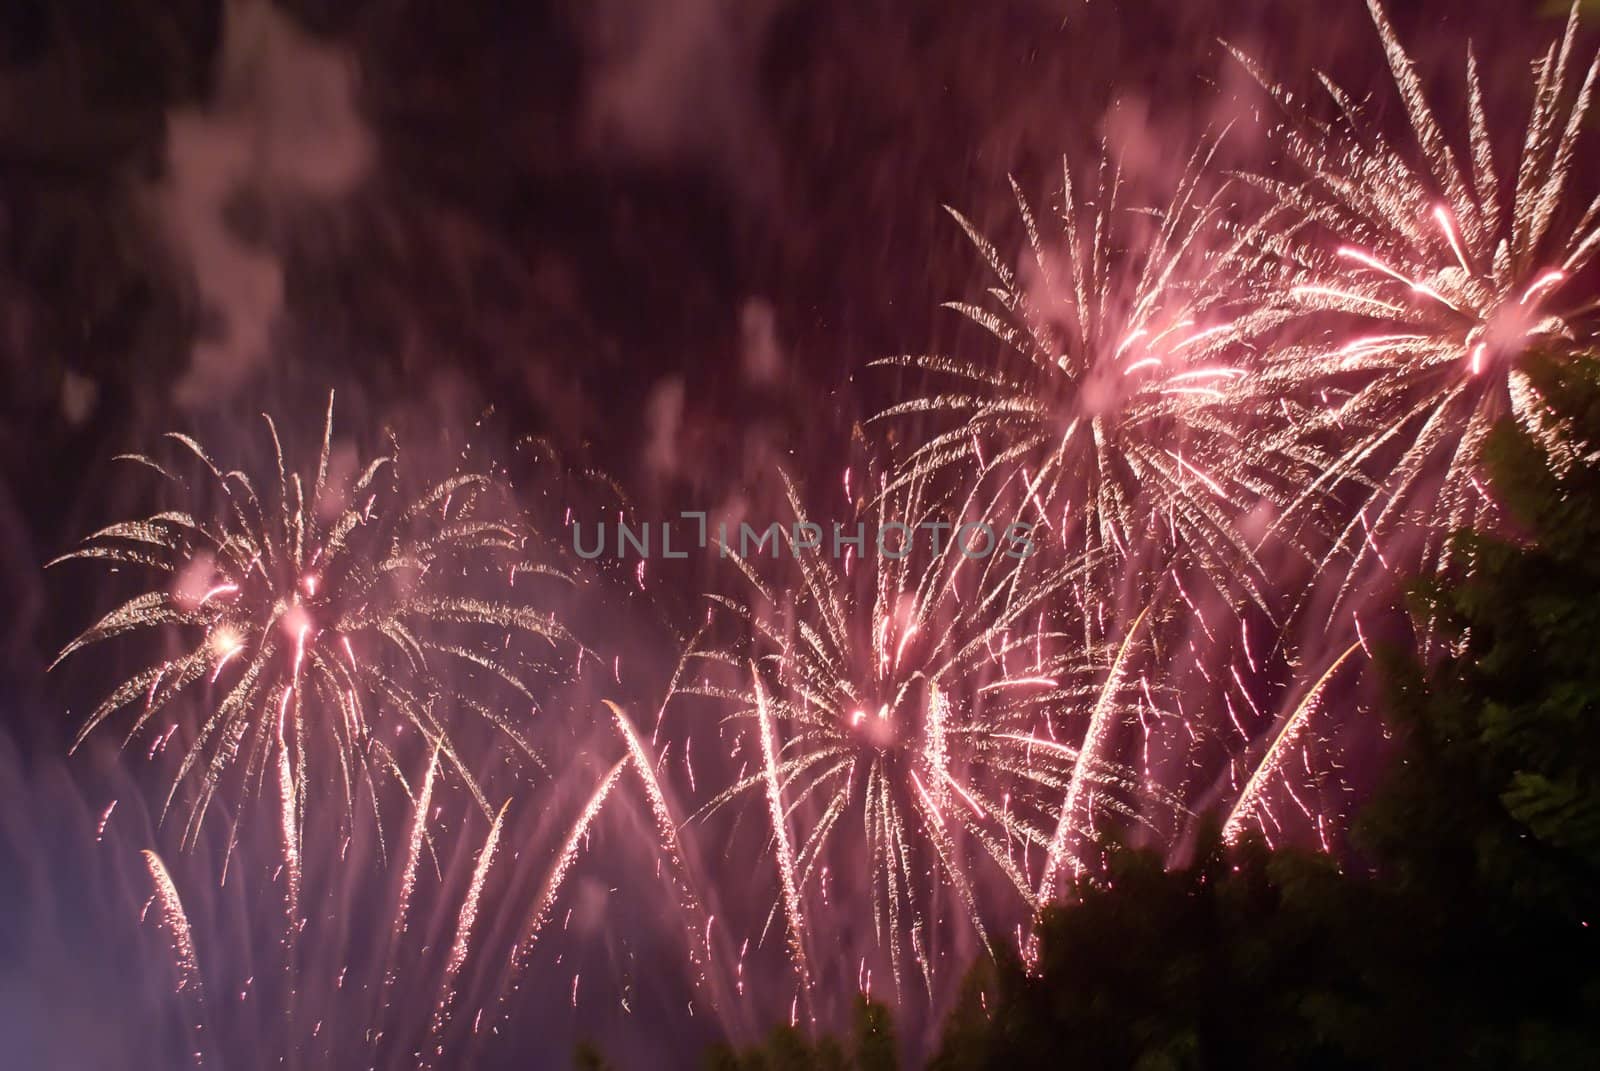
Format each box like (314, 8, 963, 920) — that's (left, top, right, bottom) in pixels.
(1098, 95, 1189, 190)
(154, 0, 371, 407)
(0, 730, 175, 1069)
(738, 298, 784, 385)
(574, 0, 786, 203)
(643, 375, 687, 476)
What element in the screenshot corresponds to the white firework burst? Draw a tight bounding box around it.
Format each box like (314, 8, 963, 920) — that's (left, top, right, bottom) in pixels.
(874, 135, 1305, 627)
(1239, 0, 1600, 604)
(700, 465, 1172, 1002)
(51, 395, 572, 900)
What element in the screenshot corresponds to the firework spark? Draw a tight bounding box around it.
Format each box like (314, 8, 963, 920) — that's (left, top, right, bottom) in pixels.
(51, 394, 572, 886)
(1035, 598, 1156, 908)
(1221, 641, 1362, 845)
(607, 700, 720, 1001)
(874, 136, 1304, 623)
(128, 782, 532, 1069)
(424, 798, 509, 1068)
(703, 467, 1171, 1000)
(1239, 0, 1600, 603)
(503, 759, 626, 993)
(142, 849, 203, 998)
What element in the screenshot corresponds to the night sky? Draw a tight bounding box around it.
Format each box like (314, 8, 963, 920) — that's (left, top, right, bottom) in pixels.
(0, 2, 1590, 1067)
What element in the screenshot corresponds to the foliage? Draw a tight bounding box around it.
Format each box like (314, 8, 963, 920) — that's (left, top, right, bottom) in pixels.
(1365, 351, 1600, 919)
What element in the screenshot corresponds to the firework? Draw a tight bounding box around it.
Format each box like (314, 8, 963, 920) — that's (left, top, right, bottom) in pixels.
(864, 130, 1368, 915)
(607, 699, 721, 1000)
(138, 850, 207, 1065)
(701, 465, 1173, 1002)
(141, 849, 203, 998)
(506, 760, 625, 976)
(51, 394, 572, 898)
(423, 797, 509, 1069)
(34, 2, 1597, 1056)
(1219, 640, 1363, 846)
(874, 135, 1304, 626)
(132, 790, 516, 1069)
(1239, 0, 1600, 605)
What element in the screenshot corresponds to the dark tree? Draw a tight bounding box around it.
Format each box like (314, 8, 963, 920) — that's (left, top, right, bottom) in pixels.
(1365, 351, 1600, 918)
(929, 350, 1600, 1071)
(705, 996, 898, 1071)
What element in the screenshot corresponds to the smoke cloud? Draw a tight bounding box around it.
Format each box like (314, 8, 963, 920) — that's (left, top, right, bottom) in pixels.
(155, 0, 371, 407)
(574, 0, 786, 203)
